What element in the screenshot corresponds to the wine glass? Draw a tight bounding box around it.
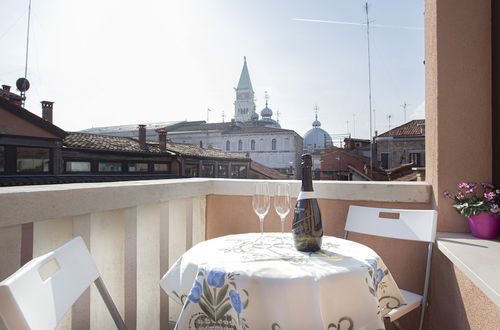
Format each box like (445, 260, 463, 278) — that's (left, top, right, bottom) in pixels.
(274, 182, 291, 247)
(252, 182, 270, 248)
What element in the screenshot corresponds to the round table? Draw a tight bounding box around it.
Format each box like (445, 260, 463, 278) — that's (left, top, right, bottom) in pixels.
(160, 233, 406, 330)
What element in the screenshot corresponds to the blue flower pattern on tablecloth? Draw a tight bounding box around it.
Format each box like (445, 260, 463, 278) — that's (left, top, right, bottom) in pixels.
(207, 269, 226, 288)
(229, 290, 243, 314)
(188, 281, 202, 303)
(185, 269, 249, 329)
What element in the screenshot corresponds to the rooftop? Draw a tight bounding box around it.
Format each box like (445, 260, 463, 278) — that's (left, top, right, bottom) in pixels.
(64, 132, 248, 160)
(378, 119, 425, 138)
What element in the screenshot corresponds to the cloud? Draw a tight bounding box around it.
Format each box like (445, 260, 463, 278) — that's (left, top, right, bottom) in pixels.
(410, 101, 425, 120)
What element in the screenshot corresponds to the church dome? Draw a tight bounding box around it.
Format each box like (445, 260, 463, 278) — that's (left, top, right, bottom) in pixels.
(304, 127, 332, 150)
(304, 111, 331, 151)
(261, 105, 273, 118)
(251, 112, 259, 121)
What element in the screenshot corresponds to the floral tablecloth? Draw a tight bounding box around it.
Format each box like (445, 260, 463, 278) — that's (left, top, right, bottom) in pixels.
(160, 233, 406, 330)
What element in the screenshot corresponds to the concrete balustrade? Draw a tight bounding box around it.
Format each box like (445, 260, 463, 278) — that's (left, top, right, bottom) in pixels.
(0, 179, 431, 329)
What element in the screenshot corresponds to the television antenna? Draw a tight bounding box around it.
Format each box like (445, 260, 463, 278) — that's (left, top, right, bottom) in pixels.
(16, 0, 32, 107)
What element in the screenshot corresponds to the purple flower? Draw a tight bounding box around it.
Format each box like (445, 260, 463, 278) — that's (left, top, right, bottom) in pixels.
(207, 270, 226, 288)
(458, 183, 468, 189)
(229, 290, 242, 314)
(443, 191, 451, 198)
(465, 188, 474, 194)
(481, 182, 495, 189)
(491, 204, 500, 214)
(188, 281, 202, 303)
(484, 192, 496, 201)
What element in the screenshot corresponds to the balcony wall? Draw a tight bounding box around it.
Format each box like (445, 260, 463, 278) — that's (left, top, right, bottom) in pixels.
(1, 178, 498, 329)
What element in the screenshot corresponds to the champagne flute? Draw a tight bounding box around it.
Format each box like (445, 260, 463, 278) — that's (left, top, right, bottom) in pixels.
(274, 182, 291, 247)
(252, 182, 270, 248)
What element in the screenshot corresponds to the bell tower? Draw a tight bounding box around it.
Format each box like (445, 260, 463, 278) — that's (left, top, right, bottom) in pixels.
(234, 57, 256, 122)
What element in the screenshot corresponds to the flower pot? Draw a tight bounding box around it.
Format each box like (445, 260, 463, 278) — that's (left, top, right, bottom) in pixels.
(468, 213, 500, 239)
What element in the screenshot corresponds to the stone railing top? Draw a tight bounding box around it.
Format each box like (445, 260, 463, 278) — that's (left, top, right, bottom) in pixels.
(0, 179, 431, 227)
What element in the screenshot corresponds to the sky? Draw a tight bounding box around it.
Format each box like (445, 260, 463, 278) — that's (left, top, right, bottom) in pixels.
(0, 0, 424, 139)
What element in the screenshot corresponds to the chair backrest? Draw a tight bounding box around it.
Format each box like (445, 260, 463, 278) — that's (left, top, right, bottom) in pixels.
(345, 206, 438, 242)
(0, 237, 100, 329)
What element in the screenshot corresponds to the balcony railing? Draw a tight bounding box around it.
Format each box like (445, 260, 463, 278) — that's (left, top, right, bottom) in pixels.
(1, 178, 435, 329)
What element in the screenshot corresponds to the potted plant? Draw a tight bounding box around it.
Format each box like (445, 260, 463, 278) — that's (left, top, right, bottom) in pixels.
(444, 182, 500, 239)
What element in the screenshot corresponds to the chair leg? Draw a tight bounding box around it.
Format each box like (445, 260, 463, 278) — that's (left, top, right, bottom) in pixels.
(94, 277, 128, 330)
(393, 320, 403, 330)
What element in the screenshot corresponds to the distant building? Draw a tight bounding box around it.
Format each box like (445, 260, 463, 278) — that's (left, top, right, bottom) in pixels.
(375, 119, 425, 170)
(302, 111, 333, 174)
(0, 93, 284, 185)
(320, 147, 387, 181)
(343, 137, 371, 158)
(81, 57, 303, 177)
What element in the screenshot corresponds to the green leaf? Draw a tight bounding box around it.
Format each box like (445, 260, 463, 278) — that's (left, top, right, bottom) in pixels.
(203, 280, 214, 305)
(243, 289, 249, 309)
(215, 303, 232, 321)
(216, 284, 229, 306)
(199, 300, 215, 321)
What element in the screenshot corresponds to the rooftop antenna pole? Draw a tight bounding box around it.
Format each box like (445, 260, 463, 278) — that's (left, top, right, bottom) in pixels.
(17, 0, 33, 107)
(401, 101, 409, 123)
(352, 113, 356, 137)
(365, 2, 374, 177)
(222, 110, 225, 123)
(387, 114, 392, 129)
(24, 0, 32, 80)
(207, 108, 211, 122)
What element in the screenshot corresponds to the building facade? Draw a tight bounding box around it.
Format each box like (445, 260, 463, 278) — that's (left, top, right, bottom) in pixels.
(375, 119, 425, 170)
(80, 57, 302, 177)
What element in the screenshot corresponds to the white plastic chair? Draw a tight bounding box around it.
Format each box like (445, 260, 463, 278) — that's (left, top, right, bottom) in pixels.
(0, 236, 126, 330)
(344, 205, 437, 330)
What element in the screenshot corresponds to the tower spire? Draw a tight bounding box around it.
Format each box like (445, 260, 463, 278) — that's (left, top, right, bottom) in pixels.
(313, 105, 321, 128)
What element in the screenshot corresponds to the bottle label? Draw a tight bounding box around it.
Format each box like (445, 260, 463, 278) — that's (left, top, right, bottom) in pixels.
(297, 191, 316, 201)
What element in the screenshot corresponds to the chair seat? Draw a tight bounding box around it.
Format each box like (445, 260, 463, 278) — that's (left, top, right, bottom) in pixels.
(385, 289, 422, 322)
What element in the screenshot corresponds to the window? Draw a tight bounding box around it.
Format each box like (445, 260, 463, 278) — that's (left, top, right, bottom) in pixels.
(202, 164, 215, 177)
(251, 140, 255, 151)
(0, 146, 4, 172)
(272, 139, 277, 151)
(238, 140, 243, 151)
(381, 153, 389, 169)
(128, 163, 148, 172)
(217, 164, 229, 177)
(226, 140, 230, 151)
(98, 162, 122, 172)
(231, 164, 247, 178)
(154, 163, 170, 172)
(17, 147, 50, 173)
(185, 164, 198, 177)
(65, 161, 91, 172)
(409, 153, 422, 166)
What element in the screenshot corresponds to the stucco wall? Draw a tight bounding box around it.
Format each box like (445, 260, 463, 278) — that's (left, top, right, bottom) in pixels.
(425, 0, 492, 232)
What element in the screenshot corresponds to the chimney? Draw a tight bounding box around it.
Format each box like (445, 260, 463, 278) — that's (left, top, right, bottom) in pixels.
(2, 85, 11, 92)
(41, 101, 54, 123)
(138, 124, 146, 147)
(157, 128, 167, 151)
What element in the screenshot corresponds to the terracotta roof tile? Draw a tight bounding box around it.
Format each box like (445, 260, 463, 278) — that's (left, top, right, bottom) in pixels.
(378, 119, 425, 137)
(250, 161, 288, 179)
(64, 132, 248, 160)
